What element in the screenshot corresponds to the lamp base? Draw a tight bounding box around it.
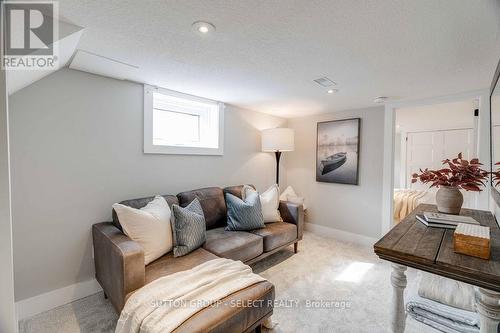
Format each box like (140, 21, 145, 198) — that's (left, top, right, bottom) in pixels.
(275, 151, 282, 186)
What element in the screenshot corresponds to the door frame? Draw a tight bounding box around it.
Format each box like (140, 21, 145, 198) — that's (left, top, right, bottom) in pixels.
(381, 90, 491, 235)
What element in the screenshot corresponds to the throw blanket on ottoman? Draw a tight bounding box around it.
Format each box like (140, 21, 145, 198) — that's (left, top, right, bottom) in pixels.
(115, 258, 267, 333)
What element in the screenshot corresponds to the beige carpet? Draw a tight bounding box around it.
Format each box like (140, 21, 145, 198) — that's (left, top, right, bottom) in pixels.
(19, 231, 438, 333)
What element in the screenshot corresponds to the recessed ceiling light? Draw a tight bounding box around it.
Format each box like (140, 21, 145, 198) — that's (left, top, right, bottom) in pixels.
(327, 89, 338, 94)
(374, 96, 388, 103)
(192, 21, 216, 35)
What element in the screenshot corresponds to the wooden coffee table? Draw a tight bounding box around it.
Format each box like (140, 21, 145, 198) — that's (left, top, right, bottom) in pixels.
(374, 204, 500, 333)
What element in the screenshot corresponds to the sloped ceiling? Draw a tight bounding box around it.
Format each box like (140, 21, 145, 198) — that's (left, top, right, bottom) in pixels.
(7, 19, 83, 95)
(35, 1, 500, 116)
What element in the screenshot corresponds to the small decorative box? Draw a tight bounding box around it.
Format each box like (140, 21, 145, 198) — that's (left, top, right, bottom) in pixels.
(453, 223, 490, 260)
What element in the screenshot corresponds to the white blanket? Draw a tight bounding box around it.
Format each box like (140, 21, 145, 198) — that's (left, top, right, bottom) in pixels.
(406, 285, 479, 333)
(418, 272, 476, 312)
(393, 189, 433, 223)
(115, 258, 266, 333)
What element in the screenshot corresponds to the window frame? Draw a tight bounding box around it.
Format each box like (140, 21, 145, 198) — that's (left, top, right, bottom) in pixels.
(143, 84, 224, 155)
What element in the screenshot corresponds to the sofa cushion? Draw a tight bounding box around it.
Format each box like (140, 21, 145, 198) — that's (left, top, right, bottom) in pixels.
(243, 184, 281, 223)
(203, 227, 263, 262)
(112, 196, 173, 265)
(173, 280, 275, 333)
(171, 198, 206, 257)
(177, 187, 226, 230)
(144, 248, 218, 284)
(225, 192, 264, 231)
(250, 222, 297, 252)
(112, 194, 179, 231)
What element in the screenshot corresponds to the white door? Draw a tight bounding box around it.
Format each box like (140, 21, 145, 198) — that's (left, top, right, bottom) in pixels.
(406, 128, 476, 208)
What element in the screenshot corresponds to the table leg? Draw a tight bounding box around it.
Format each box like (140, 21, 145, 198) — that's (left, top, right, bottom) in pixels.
(476, 288, 500, 333)
(390, 264, 407, 333)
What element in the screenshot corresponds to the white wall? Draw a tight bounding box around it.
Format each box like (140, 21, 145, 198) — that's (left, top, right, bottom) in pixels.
(286, 106, 385, 239)
(395, 100, 475, 133)
(0, 52, 17, 333)
(9, 68, 286, 302)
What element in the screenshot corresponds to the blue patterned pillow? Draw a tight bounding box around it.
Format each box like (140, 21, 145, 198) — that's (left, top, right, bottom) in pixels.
(171, 198, 206, 257)
(225, 191, 265, 231)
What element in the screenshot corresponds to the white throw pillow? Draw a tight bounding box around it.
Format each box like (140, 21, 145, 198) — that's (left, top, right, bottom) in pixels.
(243, 185, 281, 223)
(287, 194, 305, 207)
(112, 196, 173, 265)
(279, 185, 307, 210)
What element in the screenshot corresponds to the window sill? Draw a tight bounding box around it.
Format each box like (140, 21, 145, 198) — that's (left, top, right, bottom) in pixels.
(143, 144, 223, 156)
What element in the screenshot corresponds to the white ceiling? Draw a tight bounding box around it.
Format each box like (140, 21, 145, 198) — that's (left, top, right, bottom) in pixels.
(57, 0, 500, 118)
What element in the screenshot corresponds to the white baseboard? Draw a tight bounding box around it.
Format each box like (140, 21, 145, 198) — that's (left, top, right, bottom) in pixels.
(16, 278, 102, 321)
(305, 222, 378, 247)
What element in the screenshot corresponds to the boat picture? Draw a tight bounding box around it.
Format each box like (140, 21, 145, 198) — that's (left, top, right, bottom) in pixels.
(316, 118, 360, 185)
(320, 152, 347, 175)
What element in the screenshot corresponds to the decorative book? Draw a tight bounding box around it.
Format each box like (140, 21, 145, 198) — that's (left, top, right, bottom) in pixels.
(453, 223, 490, 260)
(416, 214, 456, 229)
(423, 212, 479, 225)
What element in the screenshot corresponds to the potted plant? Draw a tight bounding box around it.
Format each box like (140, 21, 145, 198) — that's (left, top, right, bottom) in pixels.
(411, 153, 489, 214)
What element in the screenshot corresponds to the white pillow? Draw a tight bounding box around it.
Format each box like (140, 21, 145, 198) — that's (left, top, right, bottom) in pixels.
(287, 194, 305, 207)
(279, 185, 296, 201)
(279, 185, 307, 210)
(112, 196, 173, 265)
(243, 185, 281, 223)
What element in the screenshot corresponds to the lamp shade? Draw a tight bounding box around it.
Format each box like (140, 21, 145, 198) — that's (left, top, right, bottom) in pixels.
(261, 128, 295, 152)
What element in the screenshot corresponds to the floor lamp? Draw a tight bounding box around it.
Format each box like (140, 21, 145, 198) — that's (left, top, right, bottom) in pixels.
(261, 128, 295, 186)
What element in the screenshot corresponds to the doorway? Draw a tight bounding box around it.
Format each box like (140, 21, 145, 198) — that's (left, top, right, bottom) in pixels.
(392, 99, 478, 225)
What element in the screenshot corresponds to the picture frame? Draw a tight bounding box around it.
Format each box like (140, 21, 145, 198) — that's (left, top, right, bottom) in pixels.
(316, 118, 360, 185)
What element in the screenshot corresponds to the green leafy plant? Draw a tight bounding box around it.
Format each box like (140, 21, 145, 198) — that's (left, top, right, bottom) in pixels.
(411, 153, 489, 192)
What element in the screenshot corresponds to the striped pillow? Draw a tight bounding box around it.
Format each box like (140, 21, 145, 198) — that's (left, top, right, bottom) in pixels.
(171, 198, 206, 257)
(225, 191, 265, 231)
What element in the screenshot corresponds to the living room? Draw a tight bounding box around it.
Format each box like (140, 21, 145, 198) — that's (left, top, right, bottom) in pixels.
(1, 1, 500, 333)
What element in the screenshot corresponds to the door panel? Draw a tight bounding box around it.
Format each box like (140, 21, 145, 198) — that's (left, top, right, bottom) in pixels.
(406, 128, 476, 208)
(442, 129, 473, 159)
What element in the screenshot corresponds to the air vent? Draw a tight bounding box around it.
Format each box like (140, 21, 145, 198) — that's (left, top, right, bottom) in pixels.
(313, 77, 336, 87)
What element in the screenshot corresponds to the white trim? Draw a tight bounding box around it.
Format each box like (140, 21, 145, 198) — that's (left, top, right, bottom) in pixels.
(0, 42, 17, 333)
(381, 104, 395, 235)
(305, 222, 378, 247)
(15, 279, 102, 321)
(386, 89, 486, 108)
(143, 85, 225, 155)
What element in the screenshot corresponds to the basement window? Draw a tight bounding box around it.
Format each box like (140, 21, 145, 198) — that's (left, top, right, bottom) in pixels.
(144, 85, 224, 155)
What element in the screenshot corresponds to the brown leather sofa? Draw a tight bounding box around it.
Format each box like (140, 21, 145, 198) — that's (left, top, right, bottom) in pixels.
(92, 185, 304, 333)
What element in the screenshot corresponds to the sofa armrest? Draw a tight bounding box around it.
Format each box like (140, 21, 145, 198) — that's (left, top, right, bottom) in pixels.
(279, 201, 304, 240)
(92, 222, 145, 312)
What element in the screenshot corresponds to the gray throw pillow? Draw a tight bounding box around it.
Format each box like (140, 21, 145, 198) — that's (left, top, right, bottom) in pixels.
(171, 198, 206, 257)
(225, 191, 265, 231)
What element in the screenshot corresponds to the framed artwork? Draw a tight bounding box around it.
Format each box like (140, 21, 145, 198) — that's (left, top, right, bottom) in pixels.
(316, 118, 360, 185)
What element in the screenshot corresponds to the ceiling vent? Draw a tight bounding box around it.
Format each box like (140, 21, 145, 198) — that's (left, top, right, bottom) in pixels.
(313, 77, 336, 87)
